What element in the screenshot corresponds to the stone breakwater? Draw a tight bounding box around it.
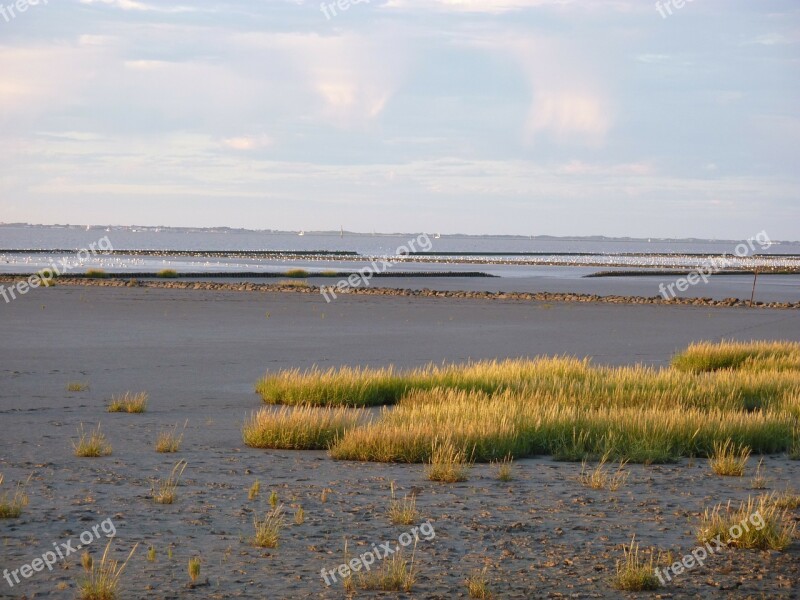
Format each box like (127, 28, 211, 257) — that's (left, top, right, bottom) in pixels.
(2, 276, 798, 309)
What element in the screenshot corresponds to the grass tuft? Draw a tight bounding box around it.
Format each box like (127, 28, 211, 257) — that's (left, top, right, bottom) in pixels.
(698, 494, 796, 551)
(388, 481, 419, 525)
(156, 269, 179, 278)
(155, 422, 186, 453)
(709, 439, 751, 477)
(151, 460, 187, 504)
(284, 269, 310, 278)
(77, 541, 137, 600)
(253, 505, 285, 548)
(67, 382, 90, 392)
(578, 452, 629, 491)
(427, 438, 472, 483)
(466, 568, 492, 599)
(493, 456, 514, 482)
(0, 474, 30, 519)
(672, 340, 800, 373)
(73, 424, 112, 458)
(84, 269, 108, 279)
(107, 392, 148, 413)
(611, 536, 661, 592)
(188, 557, 201, 583)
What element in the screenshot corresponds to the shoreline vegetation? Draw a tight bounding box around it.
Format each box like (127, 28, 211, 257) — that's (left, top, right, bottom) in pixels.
(246, 341, 800, 465)
(1, 275, 798, 309)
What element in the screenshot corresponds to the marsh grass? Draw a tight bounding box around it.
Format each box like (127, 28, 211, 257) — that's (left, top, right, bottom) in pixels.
(155, 421, 186, 453)
(73, 424, 112, 458)
(611, 537, 661, 592)
(253, 505, 285, 548)
(188, 557, 201, 583)
(107, 392, 148, 413)
(67, 382, 90, 392)
(751, 457, 768, 490)
(152, 460, 187, 504)
(0, 474, 30, 519)
(248, 480, 261, 501)
(277, 279, 310, 288)
(84, 269, 108, 279)
(672, 340, 800, 373)
(269, 490, 278, 508)
(157, 269, 179, 278)
(427, 438, 473, 483)
(698, 494, 796, 551)
(243, 405, 364, 450)
(352, 547, 417, 592)
(294, 506, 305, 525)
(77, 541, 137, 600)
(466, 568, 492, 599)
(388, 482, 419, 525)
(579, 452, 629, 491)
(493, 456, 514, 481)
(790, 426, 800, 460)
(709, 439, 751, 476)
(284, 269, 310, 278)
(771, 489, 800, 510)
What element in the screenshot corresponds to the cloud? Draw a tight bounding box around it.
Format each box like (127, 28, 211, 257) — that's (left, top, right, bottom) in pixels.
(222, 135, 273, 151)
(78, 0, 197, 13)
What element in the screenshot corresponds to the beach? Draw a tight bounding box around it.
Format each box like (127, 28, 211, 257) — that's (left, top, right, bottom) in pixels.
(1, 286, 799, 598)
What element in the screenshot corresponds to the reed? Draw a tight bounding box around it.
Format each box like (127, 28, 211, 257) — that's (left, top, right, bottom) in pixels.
(697, 494, 796, 551)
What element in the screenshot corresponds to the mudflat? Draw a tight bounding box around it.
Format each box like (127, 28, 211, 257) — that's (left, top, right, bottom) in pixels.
(1, 287, 799, 599)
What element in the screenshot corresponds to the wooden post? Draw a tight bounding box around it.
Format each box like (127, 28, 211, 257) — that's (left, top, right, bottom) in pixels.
(749, 268, 759, 307)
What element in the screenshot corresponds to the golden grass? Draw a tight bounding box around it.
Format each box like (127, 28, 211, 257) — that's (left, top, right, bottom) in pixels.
(284, 269, 310, 278)
(672, 340, 800, 373)
(771, 490, 800, 510)
(493, 456, 514, 482)
(426, 437, 472, 482)
(77, 541, 137, 600)
(155, 422, 185, 453)
(243, 405, 364, 450)
(697, 494, 796, 551)
(349, 549, 417, 592)
(152, 460, 187, 504)
(0, 474, 30, 519)
(330, 387, 795, 464)
(709, 439, 751, 477)
(294, 506, 305, 525)
(67, 382, 90, 392)
(107, 392, 148, 413)
(751, 457, 768, 490)
(611, 537, 661, 592)
(388, 482, 419, 525)
(188, 557, 201, 583)
(466, 568, 492, 599)
(253, 505, 285, 548)
(73, 424, 112, 458)
(277, 279, 310, 288)
(248, 480, 261, 501)
(84, 269, 108, 279)
(156, 269, 179, 278)
(578, 452, 629, 491)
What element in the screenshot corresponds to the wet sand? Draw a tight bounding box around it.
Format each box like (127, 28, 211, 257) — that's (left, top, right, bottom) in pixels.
(1, 287, 799, 599)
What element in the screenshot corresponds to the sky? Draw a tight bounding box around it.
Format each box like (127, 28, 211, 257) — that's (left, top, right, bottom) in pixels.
(0, 0, 798, 238)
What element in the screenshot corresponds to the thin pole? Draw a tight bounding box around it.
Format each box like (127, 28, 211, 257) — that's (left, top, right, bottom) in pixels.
(749, 268, 759, 307)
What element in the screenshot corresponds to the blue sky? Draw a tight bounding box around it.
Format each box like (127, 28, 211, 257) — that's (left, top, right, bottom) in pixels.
(0, 0, 798, 238)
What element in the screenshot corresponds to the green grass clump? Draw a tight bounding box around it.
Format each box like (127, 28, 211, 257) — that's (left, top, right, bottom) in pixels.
(151, 460, 187, 505)
(672, 340, 800, 373)
(84, 269, 108, 279)
(347, 550, 417, 592)
(156, 269, 179, 278)
(276, 279, 310, 288)
(107, 392, 148, 413)
(697, 494, 796, 551)
(284, 269, 310, 278)
(426, 437, 472, 482)
(243, 406, 365, 450)
(466, 568, 492, 599)
(67, 382, 90, 392)
(388, 482, 419, 525)
(611, 537, 661, 592)
(73, 424, 112, 457)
